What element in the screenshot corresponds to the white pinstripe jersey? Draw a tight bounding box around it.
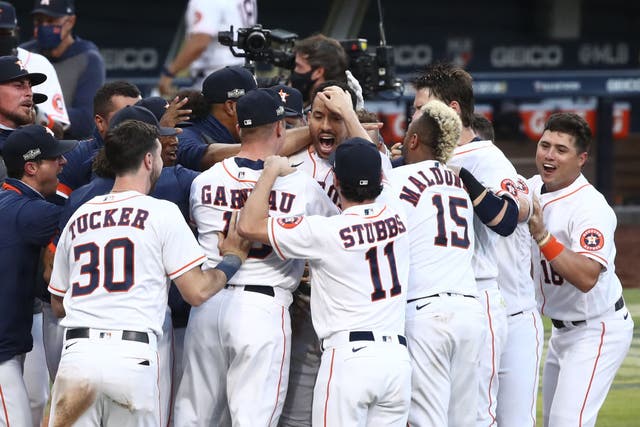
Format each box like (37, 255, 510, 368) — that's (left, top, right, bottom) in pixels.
(528, 174, 622, 320)
(385, 160, 477, 299)
(49, 191, 205, 336)
(447, 139, 518, 287)
(190, 157, 339, 292)
(267, 202, 410, 340)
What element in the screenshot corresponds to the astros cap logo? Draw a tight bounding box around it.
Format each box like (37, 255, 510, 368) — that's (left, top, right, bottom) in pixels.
(278, 89, 289, 103)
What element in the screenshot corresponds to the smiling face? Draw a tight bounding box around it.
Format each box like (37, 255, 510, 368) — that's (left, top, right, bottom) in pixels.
(308, 94, 348, 159)
(160, 135, 178, 166)
(535, 130, 587, 192)
(0, 77, 35, 128)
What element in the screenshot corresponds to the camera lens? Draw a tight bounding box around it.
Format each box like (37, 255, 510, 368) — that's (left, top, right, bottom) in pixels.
(246, 31, 267, 52)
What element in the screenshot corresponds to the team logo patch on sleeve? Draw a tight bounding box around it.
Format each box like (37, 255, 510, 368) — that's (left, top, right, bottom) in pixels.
(501, 179, 518, 197)
(277, 216, 303, 229)
(580, 228, 604, 251)
(516, 178, 529, 195)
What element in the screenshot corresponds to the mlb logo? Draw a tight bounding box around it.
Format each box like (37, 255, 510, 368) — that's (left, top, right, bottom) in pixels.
(382, 335, 391, 342)
(99, 332, 112, 339)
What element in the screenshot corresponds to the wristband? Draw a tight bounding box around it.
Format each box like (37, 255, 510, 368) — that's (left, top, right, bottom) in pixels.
(214, 254, 243, 281)
(161, 65, 176, 78)
(536, 231, 551, 246)
(540, 234, 564, 261)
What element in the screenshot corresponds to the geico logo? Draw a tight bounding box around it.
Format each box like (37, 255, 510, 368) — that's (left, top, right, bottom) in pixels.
(101, 48, 158, 71)
(394, 45, 433, 67)
(490, 45, 563, 68)
(606, 79, 640, 92)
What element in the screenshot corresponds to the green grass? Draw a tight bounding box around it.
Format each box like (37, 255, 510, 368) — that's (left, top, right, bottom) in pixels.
(536, 288, 640, 426)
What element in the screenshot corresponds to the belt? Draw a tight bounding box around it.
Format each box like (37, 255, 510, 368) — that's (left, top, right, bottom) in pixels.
(225, 284, 275, 297)
(349, 331, 407, 347)
(407, 292, 476, 304)
(551, 295, 625, 329)
(65, 328, 150, 344)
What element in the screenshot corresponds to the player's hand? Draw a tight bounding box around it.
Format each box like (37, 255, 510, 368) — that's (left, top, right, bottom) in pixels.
(389, 142, 403, 160)
(527, 194, 546, 241)
(264, 155, 296, 177)
(217, 211, 251, 262)
(160, 96, 191, 129)
(158, 75, 176, 98)
(316, 86, 353, 119)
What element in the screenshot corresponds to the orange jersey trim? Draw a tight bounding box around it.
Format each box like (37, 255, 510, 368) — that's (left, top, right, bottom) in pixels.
(222, 160, 258, 184)
(542, 183, 592, 211)
(577, 251, 609, 267)
(168, 255, 206, 278)
(86, 194, 143, 205)
(270, 219, 287, 260)
(1, 182, 22, 194)
(57, 182, 73, 198)
(0, 384, 9, 426)
(454, 144, 493, 157)
(48, 284, 66, 295)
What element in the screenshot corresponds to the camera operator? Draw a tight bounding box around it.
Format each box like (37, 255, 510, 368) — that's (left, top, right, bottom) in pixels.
(290, 34, 349, 106)
(158, 0, 257, 96)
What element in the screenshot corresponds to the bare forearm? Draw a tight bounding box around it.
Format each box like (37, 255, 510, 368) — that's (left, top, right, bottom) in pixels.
(200, 143, 241, 170)
(547, 248, 601, 292)
(238, 169, 278, 243)
(168, 33, 211, 74)
(280, 127, 311, 156)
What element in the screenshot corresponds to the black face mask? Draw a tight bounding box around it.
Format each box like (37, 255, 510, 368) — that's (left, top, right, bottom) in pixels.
(0, 34, 18, 56)
(290, 69, 316, 103)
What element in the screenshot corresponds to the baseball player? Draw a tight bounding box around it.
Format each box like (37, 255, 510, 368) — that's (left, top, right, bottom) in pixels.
(386, 100, 486, 426)
(288, 81, 391, 205)
(158, 0, 257, 94)
(527, 113, 633, 427)
(47, 120, 250, 426)
(0, 124, 76, 427)
(412, 63, 521, 426)
(280, 82, 389, 427)
(175, 88, 338, 427)
(238, 138, 412, 426)
(46, 104, 195, 427)
(495, 175, 544, 426)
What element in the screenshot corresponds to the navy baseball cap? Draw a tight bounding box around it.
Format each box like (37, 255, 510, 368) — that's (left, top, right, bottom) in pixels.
(271, 84, 304, 118)
(2, 124, 77, 170)
(332, 137, 381, 188)
(109, 105, 178, 137)
(0, 55, 46, 86)
(0, 2, 17, 29)
(237, 88, 285, 128)
(202, 66, 257, 104)
(135, 96, 169, 122)
(31, 0, 75, 17)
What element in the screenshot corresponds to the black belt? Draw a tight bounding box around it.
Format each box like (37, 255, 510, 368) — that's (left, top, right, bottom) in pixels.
(225, 284, 275, 297)
(65, 328, 149, 344)
(349, 331, 407, 347)
(551, 296, 625, 329)
(407, 292, 476, 304)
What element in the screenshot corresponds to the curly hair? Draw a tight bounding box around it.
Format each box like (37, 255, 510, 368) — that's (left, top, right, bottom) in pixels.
(412, 99, 461, 163)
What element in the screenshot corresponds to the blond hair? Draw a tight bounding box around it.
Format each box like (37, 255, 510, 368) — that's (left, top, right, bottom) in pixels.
(417, 99, 461, 163)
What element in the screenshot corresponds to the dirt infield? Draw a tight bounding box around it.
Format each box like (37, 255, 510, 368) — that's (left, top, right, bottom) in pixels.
(616, 225, 640, 288)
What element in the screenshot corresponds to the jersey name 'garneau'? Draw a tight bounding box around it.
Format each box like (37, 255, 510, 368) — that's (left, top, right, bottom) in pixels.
(68, 207, 149, 239)
(340, 214, 407, 248)
(399, 164, 464, 207)
(200, 185, 296, 212)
